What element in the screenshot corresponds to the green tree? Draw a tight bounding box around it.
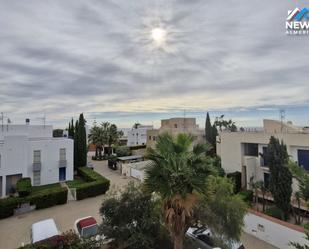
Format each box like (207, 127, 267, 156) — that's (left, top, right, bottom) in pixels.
(194, 176, 247, 247)
(144, 133, 215, 249)
(77, 113, 87, 167)
(74, 120, 79, 169)
(267, 136, 292, 220)
(89, 123, 104, 158)
(205, 112, 212, 145)
(99, 183, 165, 249)
(214, 115, 237, 132)
(68, 118, 75, 138)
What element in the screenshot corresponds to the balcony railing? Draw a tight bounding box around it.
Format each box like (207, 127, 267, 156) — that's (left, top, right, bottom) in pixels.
(59, 160, 67, 168)
(33, 162, 41, 172)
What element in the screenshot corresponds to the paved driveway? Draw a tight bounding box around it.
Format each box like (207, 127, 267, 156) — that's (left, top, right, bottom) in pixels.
(0, 159, 278, 249)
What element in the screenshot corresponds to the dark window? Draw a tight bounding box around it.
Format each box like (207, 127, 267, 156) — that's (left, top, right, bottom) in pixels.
(149, 136, 151, 140)
(298, 150, 309, 170)
(174, 124, 177, 128)
(261, 146, 269, 167)
(264, 173, 270, 189)
(244, 143, 258, 156)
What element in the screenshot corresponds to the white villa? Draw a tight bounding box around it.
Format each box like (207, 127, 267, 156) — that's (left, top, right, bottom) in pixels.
(127, 124, 153, 146)
(217, 119, 309, 191)
(0, 120, 73, 197)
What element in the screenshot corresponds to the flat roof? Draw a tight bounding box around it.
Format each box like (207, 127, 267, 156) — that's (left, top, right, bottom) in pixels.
(117, 155, 143, 161)
(32, 219, 59, 243)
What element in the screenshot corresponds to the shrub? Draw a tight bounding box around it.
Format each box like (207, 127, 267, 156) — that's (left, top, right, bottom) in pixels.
(16, 178, 32, 197)
(115, 146, 131, 157)
(129, 145, 146, 150)
(265, 207, 285, 220)
(27, 185, 67, 209)
(0, 197, 21, 219)
(238, 190, 253, 203)
(227, 171, 242, 193)
(73, 167, 110, 200)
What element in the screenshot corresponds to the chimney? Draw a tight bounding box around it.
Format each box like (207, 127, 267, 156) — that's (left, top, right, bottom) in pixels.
(25, 118, 30, 125)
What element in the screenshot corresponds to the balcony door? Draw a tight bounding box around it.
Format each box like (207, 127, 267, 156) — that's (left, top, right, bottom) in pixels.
(59, 167, 66, 181)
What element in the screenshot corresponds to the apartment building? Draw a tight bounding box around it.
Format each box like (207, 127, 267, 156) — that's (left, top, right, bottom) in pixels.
(0, 120, 73, 197)
(217, 119, 309, 190)
(127, 124, 153, 146)
(146, 117, 205, 147)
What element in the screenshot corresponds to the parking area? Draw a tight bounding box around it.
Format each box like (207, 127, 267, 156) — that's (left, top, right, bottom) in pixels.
(0, 159, 278, 249)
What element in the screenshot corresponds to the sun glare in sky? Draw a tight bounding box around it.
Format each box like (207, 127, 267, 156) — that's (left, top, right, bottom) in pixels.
(151, 27, 167, 47)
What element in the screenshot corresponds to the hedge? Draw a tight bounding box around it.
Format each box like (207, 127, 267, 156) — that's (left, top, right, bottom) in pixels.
(28, 185, 67, 209)
(16, 178, 32, 197)
(0, 184, 67, 219)
(265, 207, 285, 220)
(73, 167, 110, 200)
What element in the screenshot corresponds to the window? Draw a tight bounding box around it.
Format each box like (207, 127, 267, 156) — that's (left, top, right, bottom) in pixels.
(33, 171, 41, 186)
(149, 136, 151, 140)
(298, 149, 309, 170)
(152, 136, 156, 141)
(261, 146, 269, 167)
(59, 148, 66, 161)
(243, 143, 258, 157)
(264, 173, 270, 189)
(33, 150, 41, 163)
(174, 124, 177, 128)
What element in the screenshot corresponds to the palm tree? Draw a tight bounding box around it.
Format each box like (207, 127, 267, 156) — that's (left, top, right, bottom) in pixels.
(144, 133, 215, 249)
(89, 124, 104, 158)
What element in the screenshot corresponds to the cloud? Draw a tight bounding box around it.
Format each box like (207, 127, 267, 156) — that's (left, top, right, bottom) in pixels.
(0, 0, 308, 127)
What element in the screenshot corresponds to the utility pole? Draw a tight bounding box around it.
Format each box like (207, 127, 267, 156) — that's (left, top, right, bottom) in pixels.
(279, 109, 286, 133)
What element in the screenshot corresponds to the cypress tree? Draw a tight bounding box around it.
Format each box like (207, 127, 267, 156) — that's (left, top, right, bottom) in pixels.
(267, 136, 292, 220)
(74, 120, 79, 169)
(205, 112, 212, 144)
(77, 113, 87, 167)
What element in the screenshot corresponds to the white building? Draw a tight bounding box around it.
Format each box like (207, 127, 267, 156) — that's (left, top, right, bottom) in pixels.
(217, 119, 309, 192)
(127, 124, 153, 146)
(0, 121, 73, 197)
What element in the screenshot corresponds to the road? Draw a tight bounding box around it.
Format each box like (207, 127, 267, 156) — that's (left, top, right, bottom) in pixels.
(0, 159, 279, 249)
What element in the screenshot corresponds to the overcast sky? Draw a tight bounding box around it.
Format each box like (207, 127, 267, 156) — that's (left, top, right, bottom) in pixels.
(1, 0, 309, 128)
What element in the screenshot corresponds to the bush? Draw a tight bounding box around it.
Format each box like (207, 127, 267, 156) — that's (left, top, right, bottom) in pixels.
(238, 190, 253, 203)
(0, 197, 21, 219)
(28, 184, 67, 209)
(0, 183, 67, 219)
(16, 178, 32, 197)
(73, 167, 110, 200)
(265, 207, 285, 220)
(304, 222, 309, 231)
(227, 171, 242, 193)
(129, 145, 146, 150)
(115, 146, 131, 157)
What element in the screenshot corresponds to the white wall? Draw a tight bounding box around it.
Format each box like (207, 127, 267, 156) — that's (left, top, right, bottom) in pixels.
(29, 138, 73, 185)
(0, 125, 73, 197)
(244, 211, 308, 249)
(127, 125, 153, 146)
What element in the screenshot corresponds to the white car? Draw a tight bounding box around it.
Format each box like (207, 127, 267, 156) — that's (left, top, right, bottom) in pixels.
(31, 219, 60, 244)
(186, 227, 245, 249)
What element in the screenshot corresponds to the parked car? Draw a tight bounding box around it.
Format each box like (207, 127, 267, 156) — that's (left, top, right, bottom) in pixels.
(186, 227, 245, 249)
(74, 216, 99, 238)
(31, 219, 63, 246)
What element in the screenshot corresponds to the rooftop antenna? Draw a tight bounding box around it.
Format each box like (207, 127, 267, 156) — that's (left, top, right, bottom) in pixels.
(36, 113, 46, 128)
(279, 109, 286, 132)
